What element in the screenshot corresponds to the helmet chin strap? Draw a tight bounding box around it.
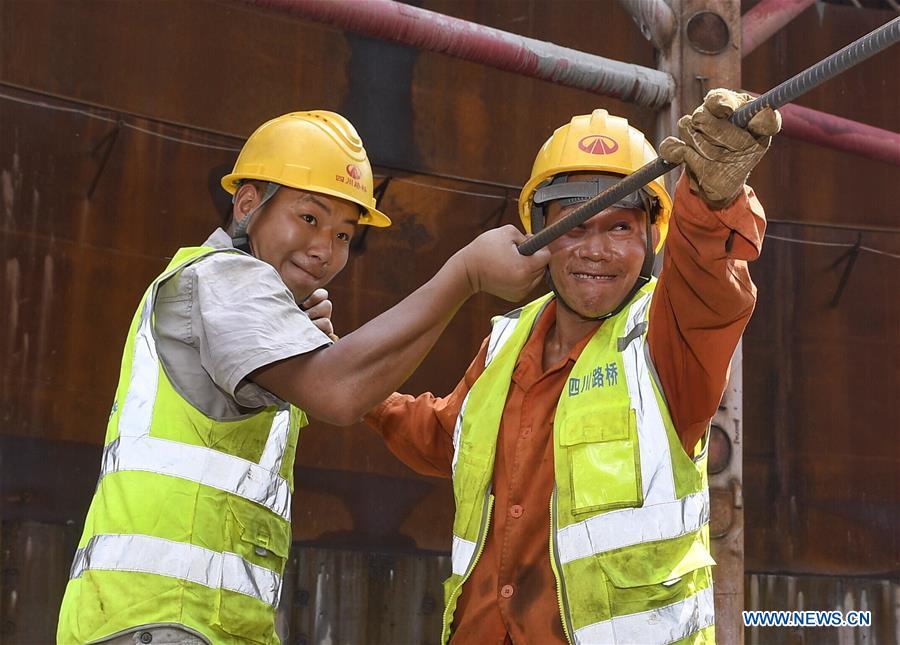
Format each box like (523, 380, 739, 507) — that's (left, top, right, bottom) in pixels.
(531, 176, 656, 321)
(231, 181, 280, 253)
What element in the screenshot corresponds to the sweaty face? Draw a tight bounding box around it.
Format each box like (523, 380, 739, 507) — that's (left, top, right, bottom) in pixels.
(236, 185, 359, 303)
(544, 176, 655, 319)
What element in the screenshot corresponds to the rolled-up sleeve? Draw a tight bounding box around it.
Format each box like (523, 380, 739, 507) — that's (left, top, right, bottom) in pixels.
(190, 253, 331, 407)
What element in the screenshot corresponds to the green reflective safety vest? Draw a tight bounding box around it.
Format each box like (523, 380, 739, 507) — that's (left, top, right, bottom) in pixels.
(442, 280, 716, 645)
(57, 246, 306, 645)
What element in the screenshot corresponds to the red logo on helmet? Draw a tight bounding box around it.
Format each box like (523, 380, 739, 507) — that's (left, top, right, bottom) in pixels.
(346, 164, 362, 180)
(578, 135, 619, 155)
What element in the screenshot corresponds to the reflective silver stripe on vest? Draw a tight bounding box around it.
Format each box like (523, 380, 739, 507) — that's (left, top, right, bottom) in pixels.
(451, 312, 520, 477)
(110, 262, 293, 519)
(573, 584, 714, 644)
(119, 295, 162, 438)
(451, 535, 478, 576)
(621, 292, 676, 506)
(258, 408, 290, 473)
(70, 533, 282, 607)
(451, 394, 469, 477)
(556, 488, 710, 564)
(101, 435, 292, 520)
(485, 314, 520, 366)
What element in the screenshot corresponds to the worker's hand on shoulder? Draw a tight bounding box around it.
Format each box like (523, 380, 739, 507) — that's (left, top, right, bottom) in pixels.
(458, 225, 550, 302)
(301, 288, 335, 338)
(659, 88, 781, 208)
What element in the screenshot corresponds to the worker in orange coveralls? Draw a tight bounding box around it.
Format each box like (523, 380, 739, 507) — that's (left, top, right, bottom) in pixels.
(365, 89, 781, 644)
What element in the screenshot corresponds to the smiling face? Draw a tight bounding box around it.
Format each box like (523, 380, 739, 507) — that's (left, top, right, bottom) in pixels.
(544, 173, 658, 319)
(232, 182, 359, 303)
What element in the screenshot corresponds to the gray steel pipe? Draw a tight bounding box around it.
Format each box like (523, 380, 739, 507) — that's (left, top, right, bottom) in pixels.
(241, 0, 675, 109)
(618, 0, 677, 50)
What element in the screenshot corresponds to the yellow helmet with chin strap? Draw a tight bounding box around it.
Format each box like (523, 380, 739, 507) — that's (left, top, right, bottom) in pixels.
(519, 109, 671, 252)
(222, 111, 391, 228)
(520, 110, 673, 321)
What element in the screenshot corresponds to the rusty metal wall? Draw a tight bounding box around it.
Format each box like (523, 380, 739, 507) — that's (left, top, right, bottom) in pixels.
(0, 3, 656, 638)
(741, 3, 900, 579)
(0, 0, 653, 553)
(1, 0, 898, 641)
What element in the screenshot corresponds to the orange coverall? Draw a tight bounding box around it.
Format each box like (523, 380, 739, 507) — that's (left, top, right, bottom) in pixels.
(366, 176, 766, 644)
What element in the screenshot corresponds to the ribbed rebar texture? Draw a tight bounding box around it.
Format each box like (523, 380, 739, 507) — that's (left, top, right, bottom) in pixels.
(519, 16, 900, 256)
(518, 159, 677, 256)
(733, 16, 900, 128)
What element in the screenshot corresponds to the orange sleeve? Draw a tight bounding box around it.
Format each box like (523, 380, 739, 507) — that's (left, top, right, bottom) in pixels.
(363, 338, 490, 478)
(649, 173, 766, 455)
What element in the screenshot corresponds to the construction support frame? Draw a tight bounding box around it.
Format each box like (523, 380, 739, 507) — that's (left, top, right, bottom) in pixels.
(246, 0, 899, 167)
(654, 3, 743, 641)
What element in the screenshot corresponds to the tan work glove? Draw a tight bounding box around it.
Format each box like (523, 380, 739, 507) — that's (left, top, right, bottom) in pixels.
(659, 88, 782, 208)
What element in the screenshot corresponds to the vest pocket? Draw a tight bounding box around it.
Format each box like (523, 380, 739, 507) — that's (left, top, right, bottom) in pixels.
(560, 408, 642, 514)
(226, 495, 291, 562)
(213, 496, 290, 642)
(598, 536, 716, 618)
(214, 589, 278, 644)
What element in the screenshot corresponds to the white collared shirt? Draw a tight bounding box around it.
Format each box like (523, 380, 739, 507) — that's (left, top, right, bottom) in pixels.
(152, 228, 331, 419)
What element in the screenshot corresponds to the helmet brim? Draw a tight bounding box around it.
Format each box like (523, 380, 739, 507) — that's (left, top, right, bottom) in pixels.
(221, 173, 392, 228)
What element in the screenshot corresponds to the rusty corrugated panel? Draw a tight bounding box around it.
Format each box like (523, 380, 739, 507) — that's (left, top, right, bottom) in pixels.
(278, 546, 449, 644)
(745, 573, 899, 644)
(743, 220, 900, 576)
(0, 90, 235, 445)
(0, 0, 352, 140)
(0, 521, 80, 643)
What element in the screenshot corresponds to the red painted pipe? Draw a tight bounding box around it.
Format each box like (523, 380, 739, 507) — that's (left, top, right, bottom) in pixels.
(241, 0, 674, 109)
(241, 0, 897, 166)
(742, 0, 817, 57)
(774, 101, 900, 166)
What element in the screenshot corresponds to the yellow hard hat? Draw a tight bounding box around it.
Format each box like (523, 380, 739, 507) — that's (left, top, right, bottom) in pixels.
(222, 111, 391, 227)
(519, 109, 671, 251)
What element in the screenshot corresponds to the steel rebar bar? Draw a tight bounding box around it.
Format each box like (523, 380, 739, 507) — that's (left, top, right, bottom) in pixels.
(518, 17, 900, 256)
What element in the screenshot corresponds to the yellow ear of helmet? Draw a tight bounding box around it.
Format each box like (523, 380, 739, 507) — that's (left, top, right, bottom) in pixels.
(519, 109, 671, 251)
(222, 111, 391, 228)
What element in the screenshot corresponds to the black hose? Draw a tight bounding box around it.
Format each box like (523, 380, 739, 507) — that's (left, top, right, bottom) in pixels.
(518, 16, 900, 256)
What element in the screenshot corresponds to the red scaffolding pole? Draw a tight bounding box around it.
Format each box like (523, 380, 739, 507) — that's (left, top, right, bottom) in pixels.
(742, 0, 817, 58)
(763, 99, 900, 166)
(241, 0, 899, 167)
